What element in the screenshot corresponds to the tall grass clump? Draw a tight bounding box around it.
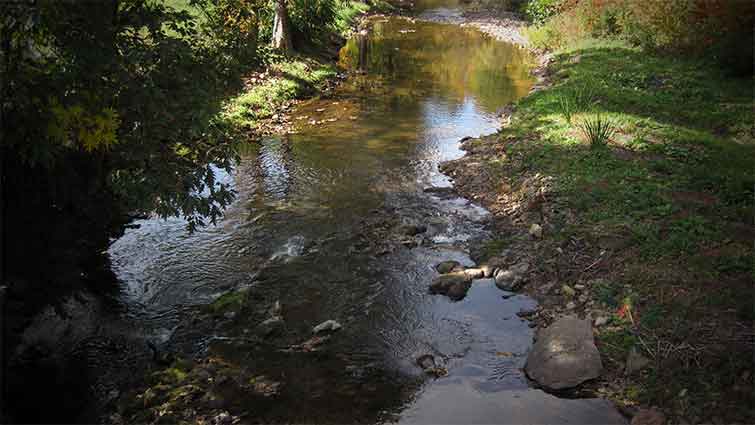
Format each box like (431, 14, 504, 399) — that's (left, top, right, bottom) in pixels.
(556, 82, 595, 123)
(578, 113, 617, 148)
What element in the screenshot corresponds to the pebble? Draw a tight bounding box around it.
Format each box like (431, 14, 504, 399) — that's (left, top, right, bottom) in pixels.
(594, 316, 609, 327)
(561, 285, 576, 298)
(529, 223, 543, 238)
(566, 301, 576, 310)
(574, 284, 586, 290)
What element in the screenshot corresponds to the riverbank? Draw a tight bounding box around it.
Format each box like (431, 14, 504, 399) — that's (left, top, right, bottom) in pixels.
(440, 33, 754, 425)
(220, 0, 395, 137)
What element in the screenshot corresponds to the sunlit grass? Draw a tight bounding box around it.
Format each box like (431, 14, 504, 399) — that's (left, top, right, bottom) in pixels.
(495, 39, 754, 418)
(223, 57, 337, 129)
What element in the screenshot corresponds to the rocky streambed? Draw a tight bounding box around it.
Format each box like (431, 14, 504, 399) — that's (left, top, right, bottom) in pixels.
(9, 6, 633, 425)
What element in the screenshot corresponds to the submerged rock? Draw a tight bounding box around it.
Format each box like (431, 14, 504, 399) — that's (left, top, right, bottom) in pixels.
(416, 354, 436, 370)
(415, 354, 447, 377)
(313, 319, 342, 334)
(446, 280, 472, 301)
(525, 316, 602, 390)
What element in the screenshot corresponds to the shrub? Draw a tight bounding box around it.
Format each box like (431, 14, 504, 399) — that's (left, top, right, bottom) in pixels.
(523, 0, 563, 25)
(523, 0, 753, 75)
(289, 0, 338, 43)
(578, 113, 617, 148)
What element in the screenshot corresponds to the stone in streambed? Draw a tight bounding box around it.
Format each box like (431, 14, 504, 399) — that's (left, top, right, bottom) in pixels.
(400, 224, 427, 236)
(494, 262, 530, 291)
(480, 265, 496, 278)
(464, 268, 485, 279)
(436, 260, 462, 274)
(313, 319, 342, 334)
(529, 223, 543, 238)
(416, 354, 436, 370)
(429, 271, 472, 301)
(446, 280, 472, 301)
(525, 316, 603, 390)
(256, 316, 284, 337)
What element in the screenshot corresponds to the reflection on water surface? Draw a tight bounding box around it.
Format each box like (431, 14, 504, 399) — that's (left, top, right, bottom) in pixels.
(108, 14, 542, 424)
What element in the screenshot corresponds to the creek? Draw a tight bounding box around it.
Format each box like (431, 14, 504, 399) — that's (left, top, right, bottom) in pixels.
(7, 7, 623, 424)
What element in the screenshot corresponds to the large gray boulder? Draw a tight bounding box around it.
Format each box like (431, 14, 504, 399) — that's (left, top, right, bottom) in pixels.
(525, 315, 602, 390)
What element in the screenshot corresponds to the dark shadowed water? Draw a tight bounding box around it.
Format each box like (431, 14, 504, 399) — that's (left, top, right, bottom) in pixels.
(9, 10, 625, 425)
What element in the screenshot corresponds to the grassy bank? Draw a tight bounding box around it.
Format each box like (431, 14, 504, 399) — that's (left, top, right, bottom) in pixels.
(445, 38, 753, 423)
(220, 0, 394, 133)
(163, 0, 393, 135)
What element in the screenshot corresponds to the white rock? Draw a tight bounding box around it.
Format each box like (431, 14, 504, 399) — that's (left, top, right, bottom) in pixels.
(529, 223, 543, 238)
(313, 319, 342, 334)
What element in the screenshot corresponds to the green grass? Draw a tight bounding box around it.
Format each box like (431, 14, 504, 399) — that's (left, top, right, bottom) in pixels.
(222, 57, 337, 129)
(220, 0, 375, 131)
(507, 42, 753, 262)
(206, 288, 249, 314)
(489, 39, 754, 422)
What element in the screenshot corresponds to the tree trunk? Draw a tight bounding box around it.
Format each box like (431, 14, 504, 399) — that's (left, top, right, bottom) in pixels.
(271, 0, 293, 52)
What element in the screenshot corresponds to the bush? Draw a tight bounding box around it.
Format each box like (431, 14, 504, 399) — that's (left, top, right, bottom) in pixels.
(523, 0, 754, 75)
(289, 0, 339, 43)
(523, 0, 563, 25)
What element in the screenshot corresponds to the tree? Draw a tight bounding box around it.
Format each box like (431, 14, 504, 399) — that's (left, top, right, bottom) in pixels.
(271, 0, 293, 52)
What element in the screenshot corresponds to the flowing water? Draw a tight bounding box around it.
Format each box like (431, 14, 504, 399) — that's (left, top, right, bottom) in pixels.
(8, 9, 625, 424)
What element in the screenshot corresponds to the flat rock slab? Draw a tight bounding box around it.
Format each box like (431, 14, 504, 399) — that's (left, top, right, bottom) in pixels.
(399, 386, 626, 424)
(525, 315, 603, 390)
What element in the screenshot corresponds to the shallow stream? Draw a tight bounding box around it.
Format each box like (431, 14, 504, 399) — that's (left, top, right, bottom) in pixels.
(10, 8, 625, 424)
